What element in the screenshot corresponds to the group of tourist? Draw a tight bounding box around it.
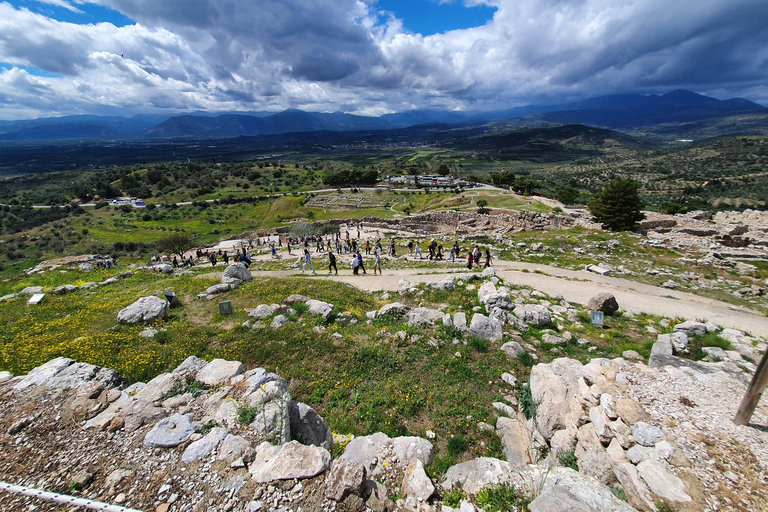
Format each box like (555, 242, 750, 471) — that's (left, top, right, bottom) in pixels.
(301, 247, 383, 276)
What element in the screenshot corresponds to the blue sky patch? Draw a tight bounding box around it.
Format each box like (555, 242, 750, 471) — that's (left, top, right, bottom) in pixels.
(9, 0, 134, 26)
(378, 0, 496, 35)
(1, 62, 62, 78)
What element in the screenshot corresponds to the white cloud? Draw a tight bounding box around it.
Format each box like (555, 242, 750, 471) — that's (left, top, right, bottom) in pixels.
(35, 0, 84, 14)
(0, 0, 766, 119)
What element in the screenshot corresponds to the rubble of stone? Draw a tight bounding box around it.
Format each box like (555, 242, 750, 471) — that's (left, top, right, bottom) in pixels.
(641, 209, 768, 261)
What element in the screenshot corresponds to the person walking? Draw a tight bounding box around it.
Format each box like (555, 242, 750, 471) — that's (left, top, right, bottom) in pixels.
(447, 245, 455, 262)
(357, 251, 367, 274)
(485, 248, 493, 268)
(223, 251, 229, 264)
(328, 251, 338, 275)
(414, 242, 422, 259)
(373, 249, 382, 275)
(467, 252, 473, 270)
(302, 249, 316, 274)
(407, 240, 414, 255)
(473, 245, 482, 265)
(351, 253, 360, 275)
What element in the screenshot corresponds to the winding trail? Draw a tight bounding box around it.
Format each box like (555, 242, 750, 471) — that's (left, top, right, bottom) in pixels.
(233, 258, 768, 337)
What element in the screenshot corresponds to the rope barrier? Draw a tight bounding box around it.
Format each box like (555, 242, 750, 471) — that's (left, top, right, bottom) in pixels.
(0, 481, 145, 512)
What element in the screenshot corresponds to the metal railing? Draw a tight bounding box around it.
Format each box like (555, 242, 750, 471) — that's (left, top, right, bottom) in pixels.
(0, 481, 145, 512)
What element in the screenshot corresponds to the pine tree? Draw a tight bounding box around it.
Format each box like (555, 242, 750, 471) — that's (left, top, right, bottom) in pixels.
(588, 176, 645, 231)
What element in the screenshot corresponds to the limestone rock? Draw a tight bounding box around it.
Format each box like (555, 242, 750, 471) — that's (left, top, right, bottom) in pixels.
(222, 263, 252, 285)
(270, 315, 289, 328)
(325, 459, 366, 501)
(615, 397, 650, 425)
(477, 281, 497, 304)
(306, 299, 334, 320)
(574, 423, 615, 486)
(283, 294, 310, 304)
(249, 441, 331, 482)
(172, 356, 208, 378)
(442, 457, 515, 494)
(196, 359, 244, 386)
(496, 415, 535, 466)
(378, 302, 410, 317)
(673, 321, 708, 337)
(587, 293, 619, 315)
(116, 296, 168, 325)
(525, 466, 635, 512)
(143, 413, 196, 448)
(530, 358, 584, 440)
(123, 399, 165, 433)
(407, 308, 445, 327)
(513, 305, 551, 325)
(481, 267, 496, 278)
(133, 373, 179, 403)
(206, 283, 231, 295)
(218, 434, 252, 461)
(339, 433, 433, 477)
(289, 401, 333, 450)
(500, 341, 524, 359)
(248, 304, 277, 319)
(13, 357, 74, 392)
(401, 459, 434, 502)
(365, 480, 395, 512)
(637, 460, 691, 502)
(631, 422, 662, 447)
(431, 276, 456, 291)
(182, 427, 228, 462)
(453, 312, 468, 333)
(468, 313, 503, 341)
(612, 463, 656, 512)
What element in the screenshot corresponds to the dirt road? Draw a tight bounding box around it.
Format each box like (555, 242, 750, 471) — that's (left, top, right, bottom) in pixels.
(240, 260, 768, 337)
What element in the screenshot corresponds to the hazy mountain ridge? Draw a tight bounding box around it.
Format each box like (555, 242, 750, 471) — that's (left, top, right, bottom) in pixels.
(0, 90, 765, 142)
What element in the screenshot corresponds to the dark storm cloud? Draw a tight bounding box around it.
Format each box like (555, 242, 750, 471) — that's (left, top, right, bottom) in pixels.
(1, 0, 767, 119)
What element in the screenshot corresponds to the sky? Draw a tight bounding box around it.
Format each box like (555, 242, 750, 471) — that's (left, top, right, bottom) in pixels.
(0, 0, 767, 120)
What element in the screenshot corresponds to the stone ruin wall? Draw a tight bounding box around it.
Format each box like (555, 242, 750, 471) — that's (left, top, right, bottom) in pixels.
(247, 210, 578, 238)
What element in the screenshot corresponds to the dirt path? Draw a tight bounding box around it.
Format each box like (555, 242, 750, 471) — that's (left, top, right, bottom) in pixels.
(229, 259, 768, 337)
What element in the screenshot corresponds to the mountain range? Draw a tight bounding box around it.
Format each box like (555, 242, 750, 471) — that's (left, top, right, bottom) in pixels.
(0, 90, 765, 142)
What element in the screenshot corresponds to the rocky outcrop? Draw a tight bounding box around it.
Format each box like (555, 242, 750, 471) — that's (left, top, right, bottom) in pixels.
(221, 262, 252, 285)
(116, 296, 169, 325)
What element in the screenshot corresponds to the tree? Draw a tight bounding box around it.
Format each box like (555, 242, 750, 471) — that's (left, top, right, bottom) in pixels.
(555, 184, 578, 206)
(588, 177, 645, 231)
(437, 164, 450, 176)
(156, 232, 196, 259)
(476, 198, 490, 215)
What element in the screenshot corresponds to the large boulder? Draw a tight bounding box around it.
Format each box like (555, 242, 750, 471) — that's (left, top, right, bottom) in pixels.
(116, 296, 169, 325)
(442, 458, 515, 493)
(407, 307, 444, 327)
(249, 441, 331, 483)
(430, 276, 456, 291)
(248, 304, 276, 319)
(378, 302, 410, 317)
(181, 427, 228, 462)
(325, 459, 366, 502)
(469, 313, 503, 342)
(587, 293, 619, 315)
(143, 413, 196, 448)
(673, 321, 708, 337)
(496, 414, 535, 466)
(513, 305, 551, 325)
(222, 262, 252, 285)
(529, 358, 585, 440)
(196, 359, 244, 386)
(401, 459, 434, 502)
(289, 401, 333, 450)
(477, 281, 497, 303)
(206, 283, 231, 295)
(526, 466, 636, 512)
(339, 433, 433, 477)
(306, 299, 334, 320)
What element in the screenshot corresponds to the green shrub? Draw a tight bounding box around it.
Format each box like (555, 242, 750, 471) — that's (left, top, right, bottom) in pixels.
(237, 403, 259, 425)
(557, 446, 578, 471)
(519, 384, 537, 420)
(467, 336, 489, 352)
(476, 485, 522, 512)
(443, 485, 464, 507)
(447, 436, 469, 457)
(517, 351, 536, 367)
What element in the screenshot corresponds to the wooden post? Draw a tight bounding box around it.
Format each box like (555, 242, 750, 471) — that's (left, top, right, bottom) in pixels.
(734, 346, 768, 426)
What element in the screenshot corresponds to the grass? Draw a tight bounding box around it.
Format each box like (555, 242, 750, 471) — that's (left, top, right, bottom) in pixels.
(476, 485, 528, 512)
